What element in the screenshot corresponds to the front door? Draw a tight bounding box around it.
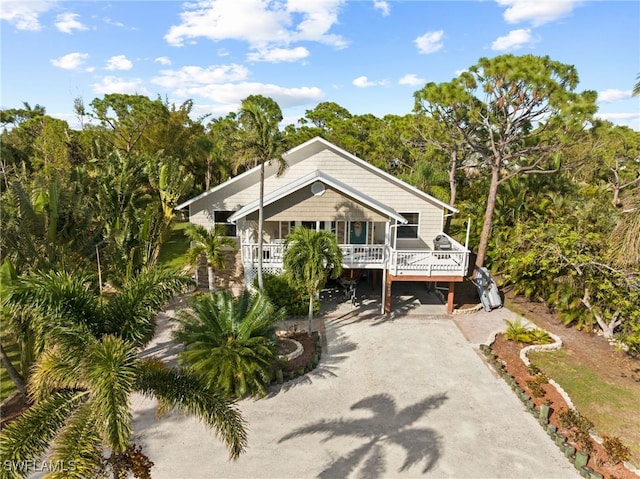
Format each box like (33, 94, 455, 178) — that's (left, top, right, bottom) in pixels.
(349, 221, 367, 244)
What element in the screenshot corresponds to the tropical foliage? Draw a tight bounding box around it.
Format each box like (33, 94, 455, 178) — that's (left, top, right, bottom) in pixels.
(283, 226, 343, 334)
(1, 55, 639, 414)
(236, 94, 287, 290)
(259, 272, 319, 317)
(184, 223, 236, 291)
(173, 290, 285, 399)
(0, 268, 246, 479)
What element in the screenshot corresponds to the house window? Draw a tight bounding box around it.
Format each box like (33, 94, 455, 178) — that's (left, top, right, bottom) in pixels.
(397, 213, 419, 239)
(301, 221, 316, 230)
(215, 211, 237, 237)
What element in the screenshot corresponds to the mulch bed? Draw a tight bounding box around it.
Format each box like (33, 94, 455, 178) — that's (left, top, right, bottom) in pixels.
(491, 334, 637, 479)
(278, 332, 316, 374)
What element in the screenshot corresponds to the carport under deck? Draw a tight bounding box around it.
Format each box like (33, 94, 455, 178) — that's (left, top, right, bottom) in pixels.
(241, 241, 469, 314)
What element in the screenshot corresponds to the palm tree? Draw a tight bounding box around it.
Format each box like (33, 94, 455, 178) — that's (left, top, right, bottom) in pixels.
(6, 267, 193, 349)
(283, 226, 343, 335)
(0, 268, 246, 478)
(237, 95, 287, 290)
(174, 290, 285, 399)
(184, 224, 236, 291)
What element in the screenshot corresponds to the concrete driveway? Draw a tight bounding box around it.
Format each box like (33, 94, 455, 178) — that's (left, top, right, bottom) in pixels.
(132, 304, 579, 479)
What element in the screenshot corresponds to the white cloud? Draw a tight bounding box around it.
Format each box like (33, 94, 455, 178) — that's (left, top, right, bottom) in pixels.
(374, 0, 390, 16)
(91, 76, 149, 96)
(105, 55, 133, 71)
(55, 12, 87, 34)
(415, 30, 444, 54)
(178, 82, 324, 109)
(51, 52, 90, 70)
(491, 28, 535, 51)
(496, 0, 581, 27)
(398, 74, 425, 86)
(595, 112, 640, 130)
(597, 89, 633, 103)
(165, 0, 346, 50)
(0, 0, 53, 31)
(352, 76, 388, 88)
(247, 46, 310, 63)
(151, 64, 250, 89)
(154, 56, 172, 66)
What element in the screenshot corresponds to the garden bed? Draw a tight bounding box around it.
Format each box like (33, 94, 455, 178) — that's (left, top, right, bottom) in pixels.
(272, 331, 321, 384)
(490, 334, 638, 479)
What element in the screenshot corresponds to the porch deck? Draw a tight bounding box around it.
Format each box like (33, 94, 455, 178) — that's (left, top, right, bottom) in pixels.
(240, 235, 469, 279)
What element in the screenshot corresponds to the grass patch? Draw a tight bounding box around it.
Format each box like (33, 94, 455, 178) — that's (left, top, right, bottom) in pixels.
(529, 349, 640, 466)
(158, 221, 190, 270)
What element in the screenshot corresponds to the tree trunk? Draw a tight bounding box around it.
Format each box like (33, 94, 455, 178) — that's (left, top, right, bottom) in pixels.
(581, 288, 621, 338)
(257, 162, 265, 290)
(208, 265, 215, 292)
(307, 292, 314, 336)
(445, 150, 458, 233)
(475, 166, 500, 270)
(0, 342, 26, 397)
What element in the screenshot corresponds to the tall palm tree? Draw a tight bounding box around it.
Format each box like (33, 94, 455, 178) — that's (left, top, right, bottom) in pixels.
(173, 290, 285, 399)
(0, 268, 246, 478)
(184, 224, 236, 291)
(283, 227, 343, 335)
(0, 335, 246, 479)
(237, 95, 287, 290)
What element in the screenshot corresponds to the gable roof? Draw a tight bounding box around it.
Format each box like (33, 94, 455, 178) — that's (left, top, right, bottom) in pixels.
(176, 136, 457, 213)
(227, 170, 408, 224)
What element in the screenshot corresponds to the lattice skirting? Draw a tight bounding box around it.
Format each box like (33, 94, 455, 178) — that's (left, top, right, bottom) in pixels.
(243, 265, 284, 287)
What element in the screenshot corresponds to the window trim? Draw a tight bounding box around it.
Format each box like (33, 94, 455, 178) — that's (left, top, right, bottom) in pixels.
(215, 210, 237, 237)
(397, 212, 419, 240)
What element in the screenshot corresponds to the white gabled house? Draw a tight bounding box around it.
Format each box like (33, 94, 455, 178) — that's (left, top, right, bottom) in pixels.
(176, 137, 470, 314)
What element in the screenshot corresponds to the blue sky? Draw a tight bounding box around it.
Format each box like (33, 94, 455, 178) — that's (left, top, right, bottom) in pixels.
(1, 0, 639, 130)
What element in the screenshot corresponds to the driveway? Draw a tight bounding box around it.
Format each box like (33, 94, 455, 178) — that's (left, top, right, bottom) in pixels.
(132, 304, 579, 479)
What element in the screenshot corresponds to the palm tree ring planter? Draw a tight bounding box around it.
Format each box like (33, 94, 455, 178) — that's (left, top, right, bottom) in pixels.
(277, 337, 304, 361)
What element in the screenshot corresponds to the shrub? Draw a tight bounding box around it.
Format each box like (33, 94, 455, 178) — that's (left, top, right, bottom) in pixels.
(504, 317, 553, 345)
(504, 317, 530, 342)
(558, 409, 594, 453)
(259, 272, 319, 316)
(602, 435, 631, 465)
(527, 328, 553, 345)
(526, 374, 548, 398)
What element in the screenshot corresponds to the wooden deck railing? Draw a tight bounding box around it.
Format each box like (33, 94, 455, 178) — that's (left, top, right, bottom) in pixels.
(240, 233, 469, 278)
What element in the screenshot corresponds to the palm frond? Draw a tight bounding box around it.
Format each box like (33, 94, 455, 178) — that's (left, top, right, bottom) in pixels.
(0, 391, 88, 479)
(83, 336, 137, 454)
(47, 402, 103, 479)
(6, 270, 101, 345)
(28, 347, 87, 401)
(105, 267, 193, 347)
(135, 359, 247, 460)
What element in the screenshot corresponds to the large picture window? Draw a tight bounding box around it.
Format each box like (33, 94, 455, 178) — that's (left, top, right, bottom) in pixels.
(215, 211, 237, 237)
(397, 212, 419, 239)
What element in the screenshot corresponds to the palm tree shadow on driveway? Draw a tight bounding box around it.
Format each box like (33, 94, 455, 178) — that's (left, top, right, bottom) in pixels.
(279, 392, 447, 479)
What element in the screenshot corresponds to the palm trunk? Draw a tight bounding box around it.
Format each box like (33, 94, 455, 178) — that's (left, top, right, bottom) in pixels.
(0, 342, 26, 397)
(257, 162, 265, 290)
(208, 265, 215, 292)
(307, 293, 314, 336)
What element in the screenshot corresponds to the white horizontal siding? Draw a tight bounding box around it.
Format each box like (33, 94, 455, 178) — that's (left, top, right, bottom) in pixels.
(189, 146, 446, 242)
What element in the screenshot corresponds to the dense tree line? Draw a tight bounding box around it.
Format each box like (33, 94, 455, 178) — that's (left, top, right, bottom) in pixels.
(1, 55, 639, 366)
